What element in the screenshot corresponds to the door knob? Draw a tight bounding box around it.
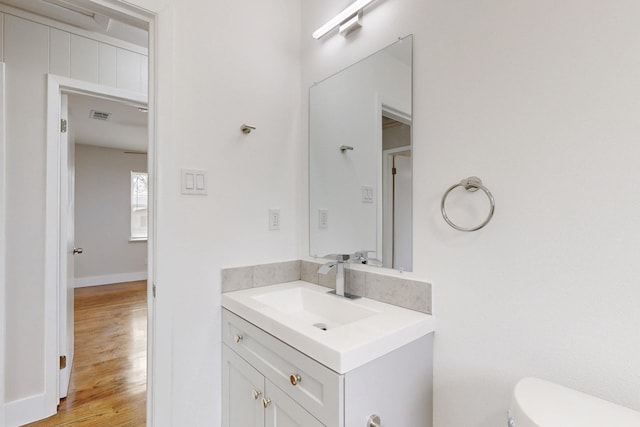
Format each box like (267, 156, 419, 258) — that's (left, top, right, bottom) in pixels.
(262, 397, 271, 408)
(252, 389, 262, 400)
(73, 247, 83, 255)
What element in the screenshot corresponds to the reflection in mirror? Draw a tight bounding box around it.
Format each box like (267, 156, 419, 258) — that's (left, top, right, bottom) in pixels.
(309, 35, 412, 271)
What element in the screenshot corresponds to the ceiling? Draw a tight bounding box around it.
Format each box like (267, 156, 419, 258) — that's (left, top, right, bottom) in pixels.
(0, 0, 148, 47)
(68, 93, 148, 152)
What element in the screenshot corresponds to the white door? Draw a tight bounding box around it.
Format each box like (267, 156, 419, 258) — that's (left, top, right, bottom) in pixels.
(59, 93, 76, 398)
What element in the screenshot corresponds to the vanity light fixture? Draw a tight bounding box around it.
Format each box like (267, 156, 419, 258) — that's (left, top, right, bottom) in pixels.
(312, 0, 378, 40)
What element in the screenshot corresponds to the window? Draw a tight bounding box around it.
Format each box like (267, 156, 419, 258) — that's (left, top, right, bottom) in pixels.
(131, 171, 148, 241)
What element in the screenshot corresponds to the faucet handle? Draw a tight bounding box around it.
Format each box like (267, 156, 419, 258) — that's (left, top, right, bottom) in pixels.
(366, 259, 383, 267)
(323, 254, 350, 262)
(351, 250, 376, 264)
(351, 249, 375, 264)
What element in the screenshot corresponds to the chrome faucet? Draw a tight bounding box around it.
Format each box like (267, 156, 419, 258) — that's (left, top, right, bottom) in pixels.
(318, 254, 359, 299)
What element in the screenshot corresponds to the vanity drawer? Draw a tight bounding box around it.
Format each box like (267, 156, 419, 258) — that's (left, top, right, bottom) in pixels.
(222, 309, 343, 426)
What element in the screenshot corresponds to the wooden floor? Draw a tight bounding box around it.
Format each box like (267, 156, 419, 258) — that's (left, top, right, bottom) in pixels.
(27, 281, 147, 427)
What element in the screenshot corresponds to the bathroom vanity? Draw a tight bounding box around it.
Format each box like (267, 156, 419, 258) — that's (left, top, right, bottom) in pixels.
(222, 281, 434, 427)
(218, 32, 428, 427)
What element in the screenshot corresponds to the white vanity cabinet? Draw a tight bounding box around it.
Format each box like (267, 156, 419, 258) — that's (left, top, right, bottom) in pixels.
(222, 308, 433, 427)
(223, 345, 324, 427)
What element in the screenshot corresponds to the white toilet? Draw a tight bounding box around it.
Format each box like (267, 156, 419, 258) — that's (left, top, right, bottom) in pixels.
(508, 377, 640, 426)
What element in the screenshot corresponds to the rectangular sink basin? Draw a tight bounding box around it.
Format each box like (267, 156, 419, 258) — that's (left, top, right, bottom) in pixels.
(222, 280, 434, 373)
(251, 287, 377, 330)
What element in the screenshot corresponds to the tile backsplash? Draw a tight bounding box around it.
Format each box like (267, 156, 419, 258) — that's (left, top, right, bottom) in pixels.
(221, 260, 432, 315)
(221, 260, 300, 292)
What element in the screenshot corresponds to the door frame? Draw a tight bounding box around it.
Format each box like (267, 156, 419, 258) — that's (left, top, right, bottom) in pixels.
(0, 62, 6, 427)
(58, 92, 72, 399)
(45, 74, 149, 410)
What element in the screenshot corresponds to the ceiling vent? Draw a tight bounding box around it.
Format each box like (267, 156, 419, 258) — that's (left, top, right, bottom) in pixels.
(90, 110, 111, 121)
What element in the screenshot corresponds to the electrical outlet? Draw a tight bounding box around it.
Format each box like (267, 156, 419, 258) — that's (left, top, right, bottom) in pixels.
(319, 209, 329, 229)
(269, 209, 280, 231)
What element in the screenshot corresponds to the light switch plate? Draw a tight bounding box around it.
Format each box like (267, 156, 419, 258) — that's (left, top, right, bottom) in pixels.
(361, 185, 374, 203)
(181, 169, 208, 195)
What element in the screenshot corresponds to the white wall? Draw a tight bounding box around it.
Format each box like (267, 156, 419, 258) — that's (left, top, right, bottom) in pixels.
(1, 6, 147, 411)
(74, 144, 147, 286)
(302, 1, 640, 426)
(4, 13, 50, 403)
(309, 49, 410, 258)
(126, 1, 302, 425)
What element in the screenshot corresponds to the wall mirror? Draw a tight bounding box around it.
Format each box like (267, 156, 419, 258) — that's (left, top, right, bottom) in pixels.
(309, 35, 413, 271)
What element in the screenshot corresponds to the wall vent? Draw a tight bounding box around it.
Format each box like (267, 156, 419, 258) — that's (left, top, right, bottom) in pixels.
(90, 110, 111, 121)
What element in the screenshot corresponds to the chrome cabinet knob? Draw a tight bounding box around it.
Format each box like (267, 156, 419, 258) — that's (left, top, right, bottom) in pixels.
(252, 389, 262, 400)
(289, 374, 302, 386)
(234, 334, 243, 343)
(262, 397, 271, 408)
(73, 247, 83, 255)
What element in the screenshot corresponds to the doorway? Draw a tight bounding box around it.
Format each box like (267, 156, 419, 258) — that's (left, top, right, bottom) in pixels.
(69, 93, 149, 290)
(381, 114, 413, 271)
(45, 74, 152, 424)
(66, 91, 149, 406)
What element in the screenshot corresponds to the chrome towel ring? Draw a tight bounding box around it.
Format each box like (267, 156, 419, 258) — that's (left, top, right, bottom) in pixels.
(441, 176, 495, 232)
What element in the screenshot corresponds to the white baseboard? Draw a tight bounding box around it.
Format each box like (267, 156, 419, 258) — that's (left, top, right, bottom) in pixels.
(74, 271, 147, 288)
(5, 393, 56, 427)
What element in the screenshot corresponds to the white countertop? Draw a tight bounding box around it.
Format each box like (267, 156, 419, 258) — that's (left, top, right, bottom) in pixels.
(222, 280, 435, 374)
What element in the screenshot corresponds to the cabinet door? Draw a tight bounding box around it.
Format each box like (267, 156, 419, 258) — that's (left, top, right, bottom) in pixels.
(264, 380, 325, 427)
(222, 309, 342, 425)
(223, 345, 265, 427)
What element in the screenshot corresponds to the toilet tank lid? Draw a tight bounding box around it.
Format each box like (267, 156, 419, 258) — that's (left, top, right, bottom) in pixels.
(509, 377, 640, 427)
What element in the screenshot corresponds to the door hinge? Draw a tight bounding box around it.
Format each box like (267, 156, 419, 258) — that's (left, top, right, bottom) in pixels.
(59, 355, 67, 369)
(392, 167, 397, 175)
(152, 283, 157, 298)
(60, 119, 67, 133)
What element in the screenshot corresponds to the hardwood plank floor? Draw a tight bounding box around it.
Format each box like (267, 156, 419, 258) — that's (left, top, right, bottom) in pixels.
(26, 281, 147, 427)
